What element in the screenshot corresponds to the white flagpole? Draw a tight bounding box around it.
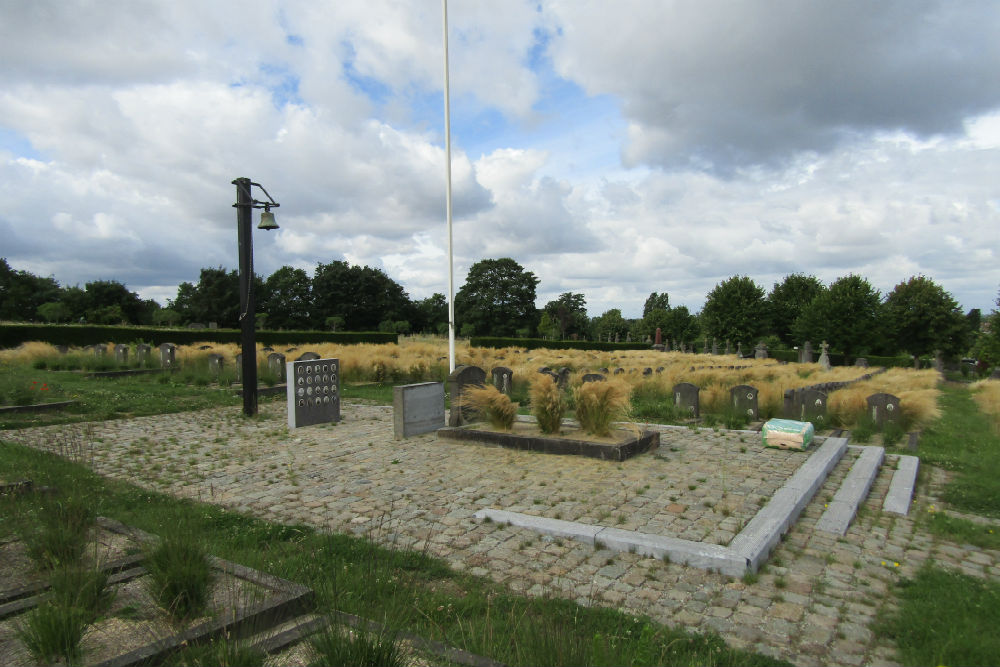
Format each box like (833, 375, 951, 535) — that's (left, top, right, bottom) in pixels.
(443, 0, 456, 373)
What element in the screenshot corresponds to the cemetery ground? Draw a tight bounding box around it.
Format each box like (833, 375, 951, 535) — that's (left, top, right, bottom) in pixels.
(0, 343, 998, 665)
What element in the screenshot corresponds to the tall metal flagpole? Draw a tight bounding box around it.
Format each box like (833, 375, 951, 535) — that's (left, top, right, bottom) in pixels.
(442, 0, 456, 373)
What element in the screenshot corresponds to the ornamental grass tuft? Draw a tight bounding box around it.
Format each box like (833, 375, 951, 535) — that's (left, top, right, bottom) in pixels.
(530, 374, 565, 434)
(461, 384, 517, 431)
(573, 380, 630, 437)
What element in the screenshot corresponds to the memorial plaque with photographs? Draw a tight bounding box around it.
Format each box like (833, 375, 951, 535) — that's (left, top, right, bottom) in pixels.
(286, 358, 341, 428)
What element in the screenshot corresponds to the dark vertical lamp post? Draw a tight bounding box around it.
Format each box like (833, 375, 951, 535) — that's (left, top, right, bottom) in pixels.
(233, 177, 280, 417)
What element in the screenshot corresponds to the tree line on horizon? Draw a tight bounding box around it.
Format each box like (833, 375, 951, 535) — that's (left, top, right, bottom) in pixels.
(1, 256, 997, 364)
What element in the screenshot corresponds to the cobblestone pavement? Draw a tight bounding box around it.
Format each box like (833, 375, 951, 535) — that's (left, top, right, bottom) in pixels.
(7, 401, 1000, 667)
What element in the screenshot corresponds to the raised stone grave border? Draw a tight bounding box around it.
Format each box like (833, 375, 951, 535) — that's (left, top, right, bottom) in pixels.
(0, 400, 78, 415)
(0, 517, 315, 667)
(438, 426, 660, 462)
(475, 436, 850, 575)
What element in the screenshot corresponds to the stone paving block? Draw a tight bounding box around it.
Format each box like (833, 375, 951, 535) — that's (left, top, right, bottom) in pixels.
(883, 455, 919, 515)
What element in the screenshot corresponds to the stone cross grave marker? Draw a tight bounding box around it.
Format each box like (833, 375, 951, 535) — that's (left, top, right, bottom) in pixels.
(448, 365, 487, 426)
(866, 392, 901, 427)
(673, 382, 700, 418)
(818, 342, 831, 371)
(159, 343, 176, 368)
(799, 388, 828, 426)
(731, 384, 759, 420)
(491, 366, 513, 395)
(114, 344, 129, 364)
(286, 357, 340, 428)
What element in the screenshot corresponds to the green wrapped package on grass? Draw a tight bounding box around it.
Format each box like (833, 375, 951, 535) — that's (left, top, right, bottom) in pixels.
(762, 418, 814, 451)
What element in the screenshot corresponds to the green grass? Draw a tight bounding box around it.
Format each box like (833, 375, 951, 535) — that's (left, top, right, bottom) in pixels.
(341, 382, 395, 404)
(15, 601, 89, 665)
(0, 439, 788, 667)
(877, 565, 1000, 666)
(19, 495, 95, 570)
(917, 385, 1000, 517)
(924, 512, 1000, 550)
(145, 533, 215, 621)
(308, 622, 407, 667)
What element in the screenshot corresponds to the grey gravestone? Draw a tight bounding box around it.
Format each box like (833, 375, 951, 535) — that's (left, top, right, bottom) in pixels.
(208, 322, 218, 329)
(642, 367, 652, 376)
(297, 351, 320, 361)
(656, 366, 664, 373)
(754, 342, 768, 359)
(991, 368, 1000, 380)
(725, 340, 732, 355)
(702, 339, 708, 354)
(581, 373, 605, 383)
(736, 342, 743, 357)
(599, 368, 609, 374)
(136, 344, 150, 365)
(198, 345, 212, 350)
(731, 384, 759, 419)
(557, 367, 571, 389)
(855, 357, 869, 368)
(491, 366, 513, 395)
(286, 357, 340, 428)
(818, 342, 831, 371)
(93, 344, 107, 357)
(799, 388, 828, 425)
(799, 341, 813, 364)
(159, 343, 176, 368)
(448, 365, 487, 427)
(933, 350, 944, 372)
(866, 392, 901, 427)
(208, 353, 224, 375)
(114, 344, 129, 364)
(538, 366, 552, 374)
(268, 352, 286, 376)
(286, 347, 299, 353)
(188, 322, 206, 330)
(55, 345, 69, 354)
(782, 389, 798, 419)
(712, 338, 719, 355)
(262, 346, 274, 353)
(393, 382, 445, 439)
(673, 382, 700, 418)
(613, 368, 625, 375)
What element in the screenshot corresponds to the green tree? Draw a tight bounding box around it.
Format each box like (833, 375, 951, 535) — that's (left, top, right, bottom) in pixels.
(152, 308, 181, 326)
(36, 301, 71, 323)
(766, 274, 824, 345)
(454, 258, 539, 337)
(662, 305, 700, 343)
(0, 258, 62, 321)
(882, 276, 968, 357)
(260, 266, 312, 330)
(591, 309, 628, 342)
(412, 293, 447, 334)
(700, 276, 767, 348)
(793, 275, 881, 356)
(537, 311, 559, 339)
(169, 267, 255, 328)
(83, 279, 153, 325)
(311, 261, 411, 331)
(642, 292, 670, 317)
(543, 292, 588, 339)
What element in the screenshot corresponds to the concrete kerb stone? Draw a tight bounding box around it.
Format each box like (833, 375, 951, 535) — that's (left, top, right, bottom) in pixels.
(475, 437, 850, 576)
(883, 455, 919, 515)
(815, 446, 884, 535)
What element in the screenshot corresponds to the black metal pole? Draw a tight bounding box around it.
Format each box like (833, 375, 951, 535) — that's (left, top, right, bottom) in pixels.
(234, 177, 257, 416)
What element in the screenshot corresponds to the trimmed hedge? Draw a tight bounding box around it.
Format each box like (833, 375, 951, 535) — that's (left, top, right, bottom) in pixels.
(0, 323, 397, 349)
(470, 336, 651, 351)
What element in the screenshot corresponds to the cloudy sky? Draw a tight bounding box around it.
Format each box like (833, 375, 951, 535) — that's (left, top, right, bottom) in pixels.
(2, 1, 999, 318)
